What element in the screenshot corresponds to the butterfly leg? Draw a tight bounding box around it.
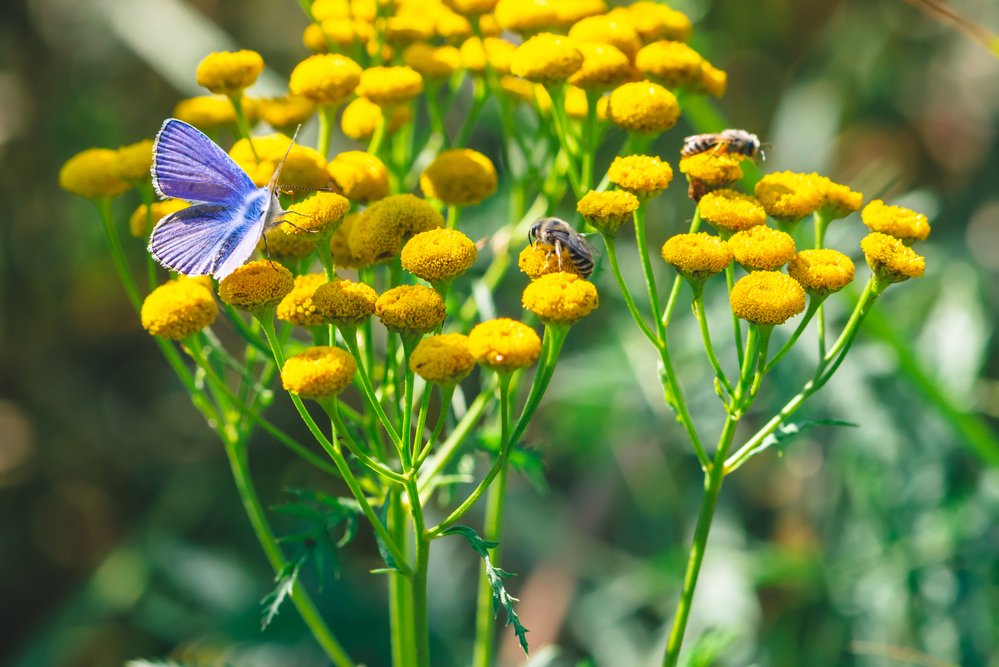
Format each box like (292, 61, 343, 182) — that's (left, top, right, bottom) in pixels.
(279, 210, 320, 234)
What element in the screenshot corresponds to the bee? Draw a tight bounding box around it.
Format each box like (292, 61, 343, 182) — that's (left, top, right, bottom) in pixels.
(528, 217, 594, 278)
(681, 128, 765, 160)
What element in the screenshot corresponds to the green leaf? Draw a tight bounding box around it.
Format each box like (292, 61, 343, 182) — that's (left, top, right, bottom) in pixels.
(443, 525, 530, 655)
(679, 628, 740, 667)
(756, 419, 858, 458)
(260, 553, 305, 630)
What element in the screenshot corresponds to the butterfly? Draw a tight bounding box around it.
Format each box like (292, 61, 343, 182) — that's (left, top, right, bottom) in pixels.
(149, 118, 293, 280)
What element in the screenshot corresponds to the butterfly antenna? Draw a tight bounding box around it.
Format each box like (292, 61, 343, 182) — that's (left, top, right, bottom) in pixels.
(267, 124, 304, 196)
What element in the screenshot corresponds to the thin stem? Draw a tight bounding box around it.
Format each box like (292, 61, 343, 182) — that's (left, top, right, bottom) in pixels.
(543, 84, 583, 198)
(691, 294, 734, 398)
(447, 204, 462, 230)
(662, 210, 702, 328)
(455, 77, 489, 147)
(418, 388, 493, 496)
(602, 234, 660, 345)
(426, 81, 448, 149)
(765, 297, 823, 373)
(388, 489, 414, 666)
(229, 94, 258, 161)
(415, 384, 455, 468)
(368, 112, 387, 157)
(725, 264, 744, 363)
(580, 90, 599, 192)
(407, 476, 431, 667)
(342, 330, 405, 453)
(633, 206, 665, 341)
(401, 338, 417, 469)
(317, 104, 337, 159)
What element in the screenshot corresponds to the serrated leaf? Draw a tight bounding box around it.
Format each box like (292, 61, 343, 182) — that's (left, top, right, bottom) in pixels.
(756, 419, 859, 458)
(443, 525, 529, 655)
(259, 553, 304, 630)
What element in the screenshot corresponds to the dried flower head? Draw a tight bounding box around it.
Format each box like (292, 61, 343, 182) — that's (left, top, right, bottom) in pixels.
(861, 232, 926, 285)
(510, 33, 584, 83)
(730, 271, 807, 326)
(217, 260, 295, 312)
(522, 272, 599, 325)
(281, 346, 356, 398)
(410, 333, 476, 384)
(401, 228, 478, 282)
(357, 66, 424, 106)
(313, 278, 379, 327)
(141, 279, 218, 340)
(129, 199, 189, 238)
(468, 318, 542, 370)
(289, 54, 363, 105)
(697, 189, 767, 234)
(328, 150, 390, 203)
(348, 194, 445, 265)
(277, 273, 328, 327)
(661, 232, 733, 283)
(608, 154, 674, 198)
(375, 284, 447, 334)
(861, 199, 931, 243)
(788, 249, 855, 296)
(728, 225, 797, 271)
(576, 189, 639, 235)
(420, 149, 498, 206)
(196, 50, 265, 94)
(283, 192, 350, 237)
(607, 81, 681, 134)
(173, 95, 237, 128)
(59, 149, 131, 199)
(754, 171, 824, 223)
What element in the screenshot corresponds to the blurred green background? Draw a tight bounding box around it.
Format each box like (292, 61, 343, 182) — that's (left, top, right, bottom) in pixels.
(2, 0, 999, 665)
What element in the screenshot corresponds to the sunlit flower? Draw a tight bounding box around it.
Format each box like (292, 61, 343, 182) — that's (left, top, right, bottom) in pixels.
(754, 171, 824, 223)
(568, 43, 634, 90)
(401, 228, 478, 282)
(730, 272, 806, 326)
(112, 139, 154, 184)
(607, 81, 681, 134)
(313, 278, 379, 327)
(861, 199, 930, 243)
(577, 189, 639, 235)
(568, 14, 642, 61)
(303, 18, 375, 53)
(277, 273, 328, 327)
(469, 318, 542, 370)
(553, 0, 607, 27)
(328, 150, 390, 203)
(814, 175, 863, 220)
(460, 37, 517, 75)
(217, 260, 295, 312)
(283, 192, 350, 236)
(788, 249, 855, 296)
(375, 284, 447, 334)
(385, 15, 436, 43)
(661, 232, 733, 283)
(340, 96, 412, 141)
(522, 272, 599, 325)
(494, 0, 558, 34)
(348, 194, 445, 264)
(289, 54, 363, 105)
(263, 225, 317, 259)
(281, 346, 356, 398)
(357, 66, 424, 106)
(635, 40, 705, 90)
(510, 33, 584, 83)
(621, 2, 692, 42)
(141, 279, 218, 340)
(861, 232, 926, 284)
(403, 43, 462, 81)
(697, 189, 766, 234)
(196, 50, 264, 94)
(679, 152, 745, 200)
(410, 333, 476, 384)
(443, 0, 497, 16)
(173, 95, 237, 128)
(434, 8, 474, 42)
(59, 149, 130, 199)
(256, 94, 317, 129)
(607, 154, 674, 198)
(129, 199, 189, 238)
(420, 148, 498, 206)
(229, 133, 330, 189)
(518, 242, 585, 279)
(728, 225, 797, 271)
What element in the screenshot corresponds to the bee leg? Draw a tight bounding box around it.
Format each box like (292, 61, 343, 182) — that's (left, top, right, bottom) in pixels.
(554, 239, 564, 270)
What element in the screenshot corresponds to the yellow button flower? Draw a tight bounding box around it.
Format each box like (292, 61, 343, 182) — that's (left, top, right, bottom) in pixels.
(59, 149, 131, 199)
(861, 199, 930, 243)
(141, 279, 218, 340)
(257, 94, 317, 129)
(434, 8, 474, 42)
(522, 272, 599, 325)
(788, 249, 855, 296)
(468, 318, 542, 371)
(420, 148, 498, 206)
(680, 153, 745, 200)
(607, 154, 674, 198)
(860, 232, 926, 284)
(289, 54, 363, 105)
(460, 37, 517, 75)
(313, 278, 379, 327)
(495, 0, 558, 34)
(217, 260, 295, 312)
(607, 80, 681, 134)
(622, 2, 692, 42)
(410, 333, 476, 384)
(661, 232, 733, 282)
(730, 272, 806, 326)
(443, 0, 498, 15)
(281, 346, 357, 399)
(728, 225, 797, 271)
(357, 66, 424, 106)
(327, 151, 390, 204)
(518, 242, 585, 279)
(577, 189, 639, 235)
(384, 15, 436, 44)
(814, 175, 863, 220)
(510, 33, 584, 83)
(196, 50, 264, 94)
(283, 192, 350, 236)
(113, 139, 154, 184)
(568, 43, 633, 90)
(375, 284, 447, 334)
(401, 228, 478, 282)
(330, 213, 367, 269)
(129, 199, 189, 238)
(340, 96, 412, 141)
(229, 134, 330, 189)
(697, 189, 767, 234)
(754, 171, 824, 223)
(263, 225, 318, 259)
(303, 19, 375, 53)
(635, 40, 726, 96)
(402, 43, 462, 81)
(277, 273, 328, 327)
(554, 0, 607, 27)
(568, 14, 641, 61)
(348, 194, 445, 264)
(173, 95, 237, 128)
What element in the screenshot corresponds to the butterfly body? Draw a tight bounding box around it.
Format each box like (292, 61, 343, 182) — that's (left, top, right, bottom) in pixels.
(148, 119, 287, 280)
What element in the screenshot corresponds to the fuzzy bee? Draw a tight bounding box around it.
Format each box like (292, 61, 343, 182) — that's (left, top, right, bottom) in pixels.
(528, 217, 594, 278)
(681, 128, 765, 160)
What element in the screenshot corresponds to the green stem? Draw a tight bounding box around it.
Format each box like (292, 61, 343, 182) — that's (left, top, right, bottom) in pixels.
(725, 264, 744, 363)
(229, 93, 258, 161)
(418, 388, 493, 496)
(388, 490, 414, 667)
(401, 338, 417, 468)
(407, 476, 431, 667)
(415, 384, 455, 468)
(426, 81, 448, 149)
(342, 330, 405, 453)
(543, 84, 582, 198)
(633, 205, 665, 340)
(691, 293, 734, 398)
(765, 297, 823, 373)
(447, 204, 462, 230)
(580, 90, 599, 192)
(317, 104, 336, 159)
(602, 234, 660, 345)
(368, 113, 387, 157)
(455, 77, 489, 147)
(662, 210, 702, 328)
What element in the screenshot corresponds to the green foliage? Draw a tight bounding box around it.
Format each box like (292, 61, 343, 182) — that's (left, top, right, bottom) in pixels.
(755, 419, 858, 459)
(678, 629, 740, 667)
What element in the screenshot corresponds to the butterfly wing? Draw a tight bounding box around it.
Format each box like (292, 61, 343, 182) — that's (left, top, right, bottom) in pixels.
(152, 118, 257, 205)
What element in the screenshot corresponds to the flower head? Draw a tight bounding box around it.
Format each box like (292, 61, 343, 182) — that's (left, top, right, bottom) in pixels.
(679, 152, 745, 200)
(313, 278, 379, 327)
(788, 249, 855, 296)
(754, 171, 824, 223)
(635, 41, 724, 96)
(196, 50, 264, 94)
(608, 154, 674, 198)
(257, 94, 317, 129)
(113, 139, 154, 184)
(814, 176, 863, 220)
(303, 19, 375, 53)
(141, 279, 218, 340)
(568, 14, 642, 61)
(401, 228, 478, 282)
(277, 273, 328, 327)
(217, 260, 295, 312)
(469, 318, 542, 371)
(861, 232, 926, 285)
(281, 346, 356, 399)
(328, 150, 390, 203)
(622, 2, 692, 42)
(443, 0, 498, 15)
(403, 43, 462, 80)
(263, 225, 318, 258)
(173, 95, 237, 128)
(607, 80, 681, 134)
(340, 96, 412, 141)
(59, 149, 130, 199)
(730, 272, 806, 326)
(375, 284, 447, 334)
(661, 232, 733, 283)
(357, 66, 424, 106)
(522, 272, 599, 325)
(553, 0, 607, 26)
(728, 225, 797, 271)
(697, 189, 766, 234)
(129, 199, 189, 238)
(518, 242, 584, 279)
(576, 189, 639, 235)
(348, 194, 445, 264)
(283, 192, 350, 236)
(229, 133, 330, 189)
(510, 33, 584, 83)
(568, 43, 634, 90)
(420, 148, 498, 206)
(460, 37, 516, 75)
(861, 199, 930, 243)
(495, 0, 558, 34)
(330, 213, 367, 268)
(289, 54, 362, 105)
(410, 333, 476, 384)
(384, 16, 436, 44)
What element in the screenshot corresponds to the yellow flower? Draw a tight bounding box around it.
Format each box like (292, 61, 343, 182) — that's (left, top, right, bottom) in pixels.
(403, 43, 462, 81)
(328, 151, 389, 203)
(468, 318, 542, 370)
(283, 192, 350, 236)
(697, 64, 727, 97)
(730, 272, 806, 326)
(141, 279, 218, 340)
(384, 16, 436, 44)
(522, 272, 599, 325)
(460, 37, 517, 75)
(173, 95, 236, 128)
(697, 189, 766, 234)
(861, 232, 926, 284)
(518, 242, 584, 279)
(229, 133, 329, 189)
(217, 260, 295, 312)
(340, 96, 412, 141)
(257, 94, 317, 129)
(129, 199, 189, 238)
(607, 80, 681, 134)
(568, 14, 642, 61)
(607, 154, 674, 198)
(303, 19, 375, 53)
(401, 228, 478, 282)
(434, 8, 474, 42)
(196, 50, 264, 94)
(113, 139, 154, 184)
(281, 346, 356, 399)
(375, 284, 447, 334)
(568, 43, 634, 90)
(357, 66, 424, 106)
(728, 225, 797, 271)
(576, 189, 639, 235)
(443, 0, 498, 15)
(59, 149, 130, 199)
(661, 232, 733, 282)
(277, 273, 328, 327)
(330, 213, 367, 269)
(263, 226, 318, 259)
(754, 171, 824, 223)
(861, 199, 930, 243)
(349, 194, 445, 264)
(679, 153, 745, 200)
(636, 40, 703, 89)
(621, 2, 692, 42)
(313, 278, 379, 327)
(420, 148, 498, 206)
(312, 0, 374, 21)
(553, 0, 607, 27)
(562, 85, 596, 120)
(510, 33, 584, 83)
(289, 54, 363, 105)
(788, 249, 855, 296)
(410, 333, 476, 384)
(816, 176, 863, 220)
(494, 0, 557, 34)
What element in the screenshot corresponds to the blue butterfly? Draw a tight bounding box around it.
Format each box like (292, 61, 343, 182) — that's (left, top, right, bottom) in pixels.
(149, 118, 292, 280)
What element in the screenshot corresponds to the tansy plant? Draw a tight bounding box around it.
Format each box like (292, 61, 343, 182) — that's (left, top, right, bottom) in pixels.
(60, 1, 931, 665)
